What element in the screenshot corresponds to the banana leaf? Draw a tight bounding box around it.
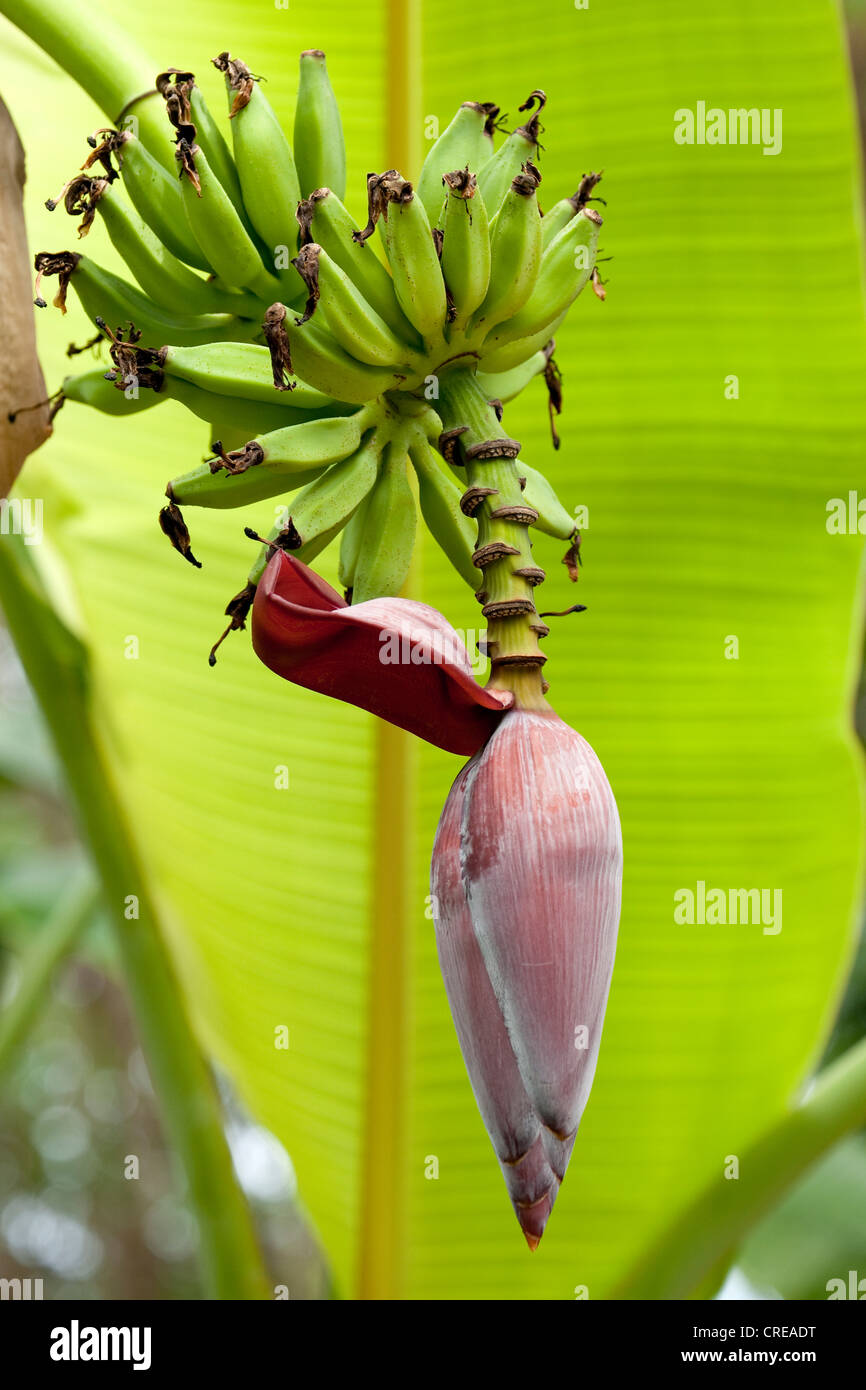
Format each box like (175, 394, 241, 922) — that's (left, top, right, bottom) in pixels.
(0, 0, 864, 1299)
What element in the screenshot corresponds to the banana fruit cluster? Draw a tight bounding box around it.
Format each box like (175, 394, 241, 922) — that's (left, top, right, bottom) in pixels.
(35, 50, 605, 654)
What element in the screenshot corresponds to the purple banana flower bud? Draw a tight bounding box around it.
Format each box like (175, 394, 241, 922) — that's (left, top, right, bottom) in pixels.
(431, 708, 623, 1248)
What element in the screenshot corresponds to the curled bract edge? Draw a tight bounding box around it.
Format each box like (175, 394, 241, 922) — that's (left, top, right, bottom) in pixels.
(250, 549, 513, 755)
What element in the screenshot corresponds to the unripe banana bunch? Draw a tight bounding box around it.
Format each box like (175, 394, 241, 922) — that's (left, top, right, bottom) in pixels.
(32, 47, 606, 657)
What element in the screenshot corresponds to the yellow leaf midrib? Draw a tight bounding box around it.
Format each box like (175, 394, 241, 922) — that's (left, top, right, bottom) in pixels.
(354, 0, 423, 1301)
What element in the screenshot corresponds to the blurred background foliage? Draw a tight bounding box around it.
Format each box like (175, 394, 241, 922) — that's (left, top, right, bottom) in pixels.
(0, 628, 330, 1297)
(1, 0, 866, 1300)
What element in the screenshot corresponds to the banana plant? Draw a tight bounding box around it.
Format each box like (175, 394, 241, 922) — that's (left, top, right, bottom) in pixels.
(1, 0, 865, 1299)
(10, 0, 620, 1253)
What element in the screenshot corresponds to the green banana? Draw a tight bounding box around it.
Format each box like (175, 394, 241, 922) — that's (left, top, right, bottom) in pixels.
(65, 363, 311, 440)
(470, 163, 541, 333)
(188, 82, 248, 216)
(338, 488, 373, 593)
(265, 433, 380, 561)
(294, 50, 346, 199)
(476, 349, 547, 404)
(168, 457, 321, 511)
(61, 369, 165, 415)
(176, 138, 283, 302)
(408, 435, 478, 587)
(264, 305, 411, 404)
(541, 172, 603, 248)
(416, 102, 499, 222)
(95, 328, 323, 436)
(155, 67, 248, 220)
(92, 181, 261, 318)
(477, 90, 545, 213)
(297, 187, 419, 345)
(167, 407, 373, 509)
(293, 244, 422, 369)
(358, 172, 447, 347)
(158, 342, 350, 411)
(438, 168, 490, 333)
(34, 251, 255, 346)
(518, 461, 576, 539)
(479, 208, 601, 355)
(476, 312, 565, 375)
(107, 131, 213, 272)
(352, 438, 417, 602)
(213, 52, 302, 284)
(155, 375, 336, 438)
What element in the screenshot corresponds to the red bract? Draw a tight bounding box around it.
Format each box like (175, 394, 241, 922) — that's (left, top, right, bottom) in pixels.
(431, 709, 623, 1248)
(251, 550, 512, 755)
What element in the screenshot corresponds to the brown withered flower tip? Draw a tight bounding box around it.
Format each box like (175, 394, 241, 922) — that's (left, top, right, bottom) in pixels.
(443, 166, 477, 199)
(291, 243, 321, 325)
(208, 439, 264, 476)
(33, 251, 79, 312)
(571, 170, 604, 212)
(242, 524, 295, 553)
(159, 500, 201, 568)
(97, 322, 164, 392)
(65, 331, 103, 358)
(175, 137, 201, 195)
(156, 69, 197, 145)
(79, 132, 121, 183)
(208, 581, 257, 666)
(262, 303, 295, 390)
(7, 389, 62, 426)
(45, 174, 108, 236)
(562, 531, 582, 582)
(244, 521, 304, 553)
(478, 101, 504, 138)
(295, 195, 316, 245)
(212, 52, 258, 117)
(353, 169, 410, 244)
(512, 160, 542, 197)
(542, 341, 563, 450)
(538, 603, 587, 618)
(516, 89, 547, 144)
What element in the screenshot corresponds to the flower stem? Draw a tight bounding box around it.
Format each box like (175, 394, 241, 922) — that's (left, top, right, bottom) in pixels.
(436, 367, 550, 708)
(0, 0, 173, 168)
(613, 1036, 866, 1299)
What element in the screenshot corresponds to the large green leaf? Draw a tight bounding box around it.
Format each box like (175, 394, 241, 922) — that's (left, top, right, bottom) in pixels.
(738, 1137, 866, 1300)
(1, 0, 864, 1298)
